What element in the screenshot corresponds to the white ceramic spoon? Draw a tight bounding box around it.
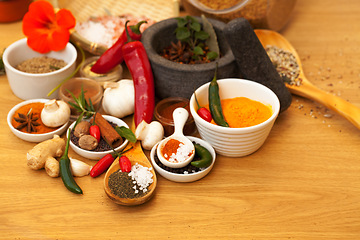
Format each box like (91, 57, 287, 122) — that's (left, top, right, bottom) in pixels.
(255, 29, 360, 130)
(156, 107, 195, 168)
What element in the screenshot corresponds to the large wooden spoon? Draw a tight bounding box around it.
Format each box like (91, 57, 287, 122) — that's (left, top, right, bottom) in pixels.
(104, 121, 157, 206)
(255, 29, 360, 130)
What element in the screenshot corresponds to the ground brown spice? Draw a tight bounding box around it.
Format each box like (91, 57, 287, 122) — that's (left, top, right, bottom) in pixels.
(16, 56, 67, 73)
(197, 0, 242, 10)
(108, 170, 147, 199)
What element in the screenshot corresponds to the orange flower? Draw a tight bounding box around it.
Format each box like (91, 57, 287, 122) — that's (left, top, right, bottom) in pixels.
(22, 0, 75, 53)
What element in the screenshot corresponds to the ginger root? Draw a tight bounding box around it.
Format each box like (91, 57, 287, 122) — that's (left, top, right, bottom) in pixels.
(27, 135, 65, 177)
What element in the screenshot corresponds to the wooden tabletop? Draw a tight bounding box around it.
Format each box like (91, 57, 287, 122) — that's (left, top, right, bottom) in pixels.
(1, 0, 360, 239)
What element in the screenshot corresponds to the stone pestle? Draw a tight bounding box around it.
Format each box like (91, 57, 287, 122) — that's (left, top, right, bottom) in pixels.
(224, 18, 292, 113)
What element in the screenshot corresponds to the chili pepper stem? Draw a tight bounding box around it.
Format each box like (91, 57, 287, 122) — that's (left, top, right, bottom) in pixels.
(129, 21, 147, 35)
(194, 93, 201, 109)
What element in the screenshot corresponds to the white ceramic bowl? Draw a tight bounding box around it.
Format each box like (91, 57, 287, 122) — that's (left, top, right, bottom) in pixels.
(67, 115, 129, 160)
(3, 38, 77, 100)
(7, 99, 69, 142)
(189, 78, 280, 157)
(150, 136, 216, 183)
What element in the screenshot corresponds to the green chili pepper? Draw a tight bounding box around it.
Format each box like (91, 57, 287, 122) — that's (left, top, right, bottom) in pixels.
(191, 143, 212, 168)
(59, 129, 83, 194)
(208, 63, 229, 127)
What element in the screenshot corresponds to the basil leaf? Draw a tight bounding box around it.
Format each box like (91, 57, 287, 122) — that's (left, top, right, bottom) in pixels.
(115, 126, 136, 143)
(176, 27, 191, 41)
(193, 46, 204, 55)
(206, 51, 219, 60)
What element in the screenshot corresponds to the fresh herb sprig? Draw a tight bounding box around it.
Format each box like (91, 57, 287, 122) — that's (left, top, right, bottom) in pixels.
(175, 16, 218, 61)
(67, 88, 96, 127)
(68, 88, 136, 143)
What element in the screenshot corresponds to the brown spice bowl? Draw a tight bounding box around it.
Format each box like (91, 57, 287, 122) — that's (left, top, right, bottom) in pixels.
(3, 38, 77, 100)
(141, 16, 238, 100)
(59, 77, 103, 120)
(154, 97, 196, 137)
(181, 0, 297, 32)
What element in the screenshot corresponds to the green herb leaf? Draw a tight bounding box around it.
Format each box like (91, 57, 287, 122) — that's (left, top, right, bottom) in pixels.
(190, 22, 201, 32)
(193, 46, 204, 56)
(176, 17, 187, 27)
(195, 31, 209, 41)
(66, 88, 96, 123)
(115, 126, 137, 143)
(49, 65, 60, 70)
(176, 27, 191, 41)
(206, 51, 219, 60)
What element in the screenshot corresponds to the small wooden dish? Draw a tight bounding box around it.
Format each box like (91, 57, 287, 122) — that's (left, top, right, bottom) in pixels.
(104, 141, 157, 206)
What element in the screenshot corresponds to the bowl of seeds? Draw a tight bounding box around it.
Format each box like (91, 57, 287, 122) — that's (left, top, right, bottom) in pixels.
(3, 38, 77, 100)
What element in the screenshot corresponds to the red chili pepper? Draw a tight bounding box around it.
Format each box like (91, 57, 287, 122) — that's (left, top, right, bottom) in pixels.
(122, 21, 155, 127)
(90, 21, 147, 74)
(89, 124, 101, 143)
(90, 153, 115, 178)
(194, 93, 212, 122)
(119, 156, 132, 172)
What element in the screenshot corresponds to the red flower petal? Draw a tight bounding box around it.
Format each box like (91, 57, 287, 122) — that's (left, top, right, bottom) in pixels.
(56, 9, 76, 30)
(27, 34, 52, 54)
(22, 0, 75, 53)
(48, 29, 71, 51)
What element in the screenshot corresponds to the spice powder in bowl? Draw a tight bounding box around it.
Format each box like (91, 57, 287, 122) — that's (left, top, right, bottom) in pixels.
(207, 97, 273, 128)
(16, 56, 67, 74)
(154, 97, 196, 137)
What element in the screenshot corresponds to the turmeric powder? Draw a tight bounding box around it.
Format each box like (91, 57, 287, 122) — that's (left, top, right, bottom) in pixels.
(208, 97, 272, 128)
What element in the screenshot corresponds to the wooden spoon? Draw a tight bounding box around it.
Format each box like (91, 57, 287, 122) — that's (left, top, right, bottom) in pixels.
(255, 29, 360, 130)
(104, 121, 157, 206)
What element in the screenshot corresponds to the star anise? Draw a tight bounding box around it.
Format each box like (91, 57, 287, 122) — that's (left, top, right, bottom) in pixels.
(14, 108, 40, 133)
(167, 40, 192, 63)
(169, 40, 185, 59)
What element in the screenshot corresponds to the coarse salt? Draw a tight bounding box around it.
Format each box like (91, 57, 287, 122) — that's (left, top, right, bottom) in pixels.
(165, 141, 193, 163)
(75, 15, 155, 48)
(128, 163, 153, 194)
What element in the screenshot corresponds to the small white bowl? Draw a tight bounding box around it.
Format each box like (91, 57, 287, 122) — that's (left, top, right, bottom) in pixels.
(67, 115, 129, 160)
(7, 99, 69, 142)
(150, 136, 216, 183)
(3, 38, 77, 100)
(190, 78, 280, 157)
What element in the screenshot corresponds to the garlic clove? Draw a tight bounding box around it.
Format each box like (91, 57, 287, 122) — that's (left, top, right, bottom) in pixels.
(70, 157, 92, 177)
(135, 120, 149, 140)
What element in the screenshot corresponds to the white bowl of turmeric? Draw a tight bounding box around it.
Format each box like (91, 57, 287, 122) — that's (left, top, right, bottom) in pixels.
(189, 78, 280, 157)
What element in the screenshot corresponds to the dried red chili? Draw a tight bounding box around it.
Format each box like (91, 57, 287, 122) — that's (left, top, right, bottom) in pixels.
(119, 156, 131, 172)
(89, 124, 101, 143)
(122, 21, 155, 127)
(194, 93, 212, 122)
(90, 21, 146, 74)
(90, 153, 115, 178)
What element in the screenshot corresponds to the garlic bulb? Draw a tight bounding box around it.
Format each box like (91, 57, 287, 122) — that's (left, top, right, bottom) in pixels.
(70, 158, 92, 177)
(102, 79, 135, 118)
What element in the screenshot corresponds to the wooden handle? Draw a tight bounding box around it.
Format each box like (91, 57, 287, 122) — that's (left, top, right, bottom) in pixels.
(288, 78, 360, 129)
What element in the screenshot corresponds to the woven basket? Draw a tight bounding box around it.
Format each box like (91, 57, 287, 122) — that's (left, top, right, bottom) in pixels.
(57, 0, 180, 54)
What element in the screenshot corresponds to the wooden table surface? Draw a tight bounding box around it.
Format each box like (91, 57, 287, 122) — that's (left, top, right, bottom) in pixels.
(1, 0, 360, 239)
